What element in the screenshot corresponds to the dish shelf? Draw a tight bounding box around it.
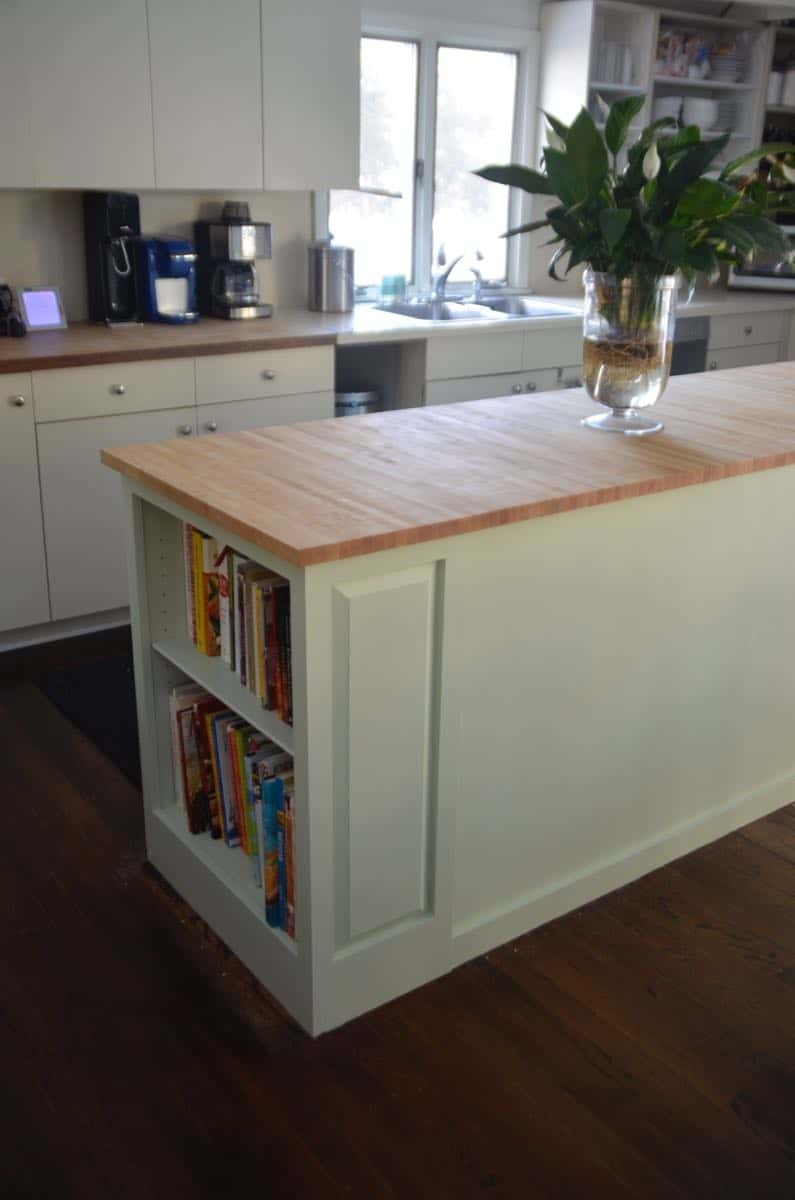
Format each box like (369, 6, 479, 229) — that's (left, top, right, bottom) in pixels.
(653, 77, 757, 92)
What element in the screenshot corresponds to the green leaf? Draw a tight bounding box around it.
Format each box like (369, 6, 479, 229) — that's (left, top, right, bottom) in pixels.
(605, 95, 645, 157)
(500, 219, 550, 239)
(640, 117, 679, 139)
(547, 244, 569, 280)
(474, 163, 556, 196)
(685, 242, 720, 280)
(565, 109, 609, 199)
(542, 147, 581, 207)
(541, 111, 569, 142)
(661, 133, 731, 199)
(675, 178, 738, 220)
(658, 229, 687, 267)
(658, 126, 701, 157)
(599, 207, 632, 251)
(721, 214, 791, 259)
(719, 142, 793, 181)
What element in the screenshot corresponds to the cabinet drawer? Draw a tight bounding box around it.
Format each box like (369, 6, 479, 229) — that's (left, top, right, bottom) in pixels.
(195, 345, 334, 405)
(425, 332, 524, 382)
(197, 391, 334, 434)
(426, 368, 561, 406)
(33, 358, 195, 422)
(707, 344, 781, 371)
(708, 312, 785, 351)
(523, 327, 581, 370)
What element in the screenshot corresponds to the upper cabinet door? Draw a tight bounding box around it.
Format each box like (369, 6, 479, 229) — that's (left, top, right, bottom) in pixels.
(148, 0, 264, 190)
(261, 0, 360, 190)
(22, 0, 155, 189)
(0, 2, 34, 186)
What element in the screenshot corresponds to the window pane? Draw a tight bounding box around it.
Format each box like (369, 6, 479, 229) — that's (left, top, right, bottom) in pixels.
(433, 46, 518, 284)
(329, 38, 418, 289)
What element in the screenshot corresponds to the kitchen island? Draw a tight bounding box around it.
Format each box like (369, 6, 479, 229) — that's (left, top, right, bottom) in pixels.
(103, 362, 795, 1034)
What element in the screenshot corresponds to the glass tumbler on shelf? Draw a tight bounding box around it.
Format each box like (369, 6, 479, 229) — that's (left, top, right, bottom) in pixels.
(581, 271, 678, 436)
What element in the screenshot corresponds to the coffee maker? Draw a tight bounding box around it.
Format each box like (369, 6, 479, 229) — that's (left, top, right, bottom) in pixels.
(195, 202, 272, 319)
(83, 192, 141, 324)
(135, 238, 199, 324)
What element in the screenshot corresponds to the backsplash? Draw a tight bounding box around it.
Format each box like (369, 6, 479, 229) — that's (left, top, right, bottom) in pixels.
(0, 190, 312, 321)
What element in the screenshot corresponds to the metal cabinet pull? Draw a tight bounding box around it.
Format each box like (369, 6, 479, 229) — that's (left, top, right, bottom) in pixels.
(178, 424, 193, 436)
(744, 325, 752, 336)
(511, 383, 523, 394)
(262, 369, 276, 381)
(709, 360, 718, 370)
(8, 394, 26, 407)
(204, 420, 218, 432)
(111, 384, 126, 395)
(526, 382, 537, 393)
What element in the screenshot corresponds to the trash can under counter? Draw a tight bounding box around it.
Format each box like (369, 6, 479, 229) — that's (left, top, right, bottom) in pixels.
(335, 390, 380, 417)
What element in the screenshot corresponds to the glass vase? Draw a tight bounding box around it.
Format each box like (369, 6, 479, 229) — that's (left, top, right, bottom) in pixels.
(581, 271, 678, 436)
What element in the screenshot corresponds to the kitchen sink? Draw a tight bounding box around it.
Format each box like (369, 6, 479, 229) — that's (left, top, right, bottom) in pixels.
(375, 300, 507, 321)
(374, 296, 581, 321)
(475, 296, 581, 317)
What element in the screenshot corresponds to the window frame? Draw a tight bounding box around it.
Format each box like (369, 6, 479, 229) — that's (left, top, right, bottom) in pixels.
(316, 14, 540, 299)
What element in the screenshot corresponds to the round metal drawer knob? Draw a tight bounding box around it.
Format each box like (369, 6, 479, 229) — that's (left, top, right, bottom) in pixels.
(511, 383, 523, 394)
(262, 369, 276, 381)
(8, 394, 26, 407)
(526, 382, 537, 393)
(709, 361, 718, 370)
(178, 424, 193, 436)
(111, 384, 126, 395)
(204, 420, 218, 432)
(744, 325, 752, 336)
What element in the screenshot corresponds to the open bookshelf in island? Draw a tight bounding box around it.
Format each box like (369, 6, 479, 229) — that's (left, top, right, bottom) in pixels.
(104, 368, 795, 1035)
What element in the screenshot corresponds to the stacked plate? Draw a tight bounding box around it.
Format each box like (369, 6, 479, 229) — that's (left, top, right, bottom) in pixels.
(716, 98, 739, 132)
(710, 49, 746, 83)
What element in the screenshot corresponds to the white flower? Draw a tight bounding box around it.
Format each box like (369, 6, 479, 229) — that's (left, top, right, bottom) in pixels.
(595, 93, 610, 121)
(642, 140, 661, 182)
(545, 123, 566, 153)
(781, 162, 795, 185)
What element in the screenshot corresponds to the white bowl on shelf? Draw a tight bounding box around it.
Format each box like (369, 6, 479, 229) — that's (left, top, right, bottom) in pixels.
(682, 97, 719, 130)
(652, 96, 683, 122)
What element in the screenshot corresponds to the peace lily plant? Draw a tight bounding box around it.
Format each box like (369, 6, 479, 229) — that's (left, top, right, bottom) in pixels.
(475, 95, 794, 435)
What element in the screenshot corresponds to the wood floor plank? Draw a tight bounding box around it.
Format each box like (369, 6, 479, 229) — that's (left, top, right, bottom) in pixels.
(2, 632, 795, 1198)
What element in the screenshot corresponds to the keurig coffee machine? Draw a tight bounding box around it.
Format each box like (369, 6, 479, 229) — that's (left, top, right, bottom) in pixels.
(83, 192, 141, 324)
(195, 202, 272, 319)
(135, 238, 199, 324)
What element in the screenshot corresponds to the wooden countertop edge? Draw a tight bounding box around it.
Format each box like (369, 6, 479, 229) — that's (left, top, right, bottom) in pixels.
(101, 445, 795, 569)
(0, 332, 337, 373)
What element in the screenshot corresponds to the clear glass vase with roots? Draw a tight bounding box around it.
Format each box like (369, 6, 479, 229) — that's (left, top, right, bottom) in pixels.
(581, 270, 677, 436)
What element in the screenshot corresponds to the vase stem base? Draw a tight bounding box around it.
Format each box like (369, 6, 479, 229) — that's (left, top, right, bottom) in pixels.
(582, 409, 663, 436)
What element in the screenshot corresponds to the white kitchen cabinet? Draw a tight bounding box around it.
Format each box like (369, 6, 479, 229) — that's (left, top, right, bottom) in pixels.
(708, 311, 787, 352)
(38, 408, 196, 622)
(426, 368, 563, 406)
(20, 0, 155, 189)
(33, 359, 195, 423)
(426, 332, 525, 383)
(197, 392, 334, 435)
(261, 0, 360, 190)
(0, 2, 34, 186)
(0, 375, 49, 633)
(707, 344, 781, 372)
(195, 346, 334, 406)
(148, 0, 263, 189)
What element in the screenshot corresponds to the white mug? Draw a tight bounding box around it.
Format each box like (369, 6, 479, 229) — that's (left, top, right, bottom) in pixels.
(767, 71, 784, 106)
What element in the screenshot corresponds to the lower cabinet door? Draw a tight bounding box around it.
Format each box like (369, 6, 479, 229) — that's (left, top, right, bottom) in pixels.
(0, 374, 50, 632)
(37, 408, 197, 621)
(707, 344, 781, 371)
(425, 369, 561, 407)
(196, 390, 334, 435)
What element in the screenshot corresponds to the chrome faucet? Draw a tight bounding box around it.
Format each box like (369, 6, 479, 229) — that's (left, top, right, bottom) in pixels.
(469, 249, 485, 302)
(432, 244, 464, 301)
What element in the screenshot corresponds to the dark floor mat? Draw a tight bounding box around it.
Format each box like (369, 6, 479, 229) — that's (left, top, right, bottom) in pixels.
(38, 653, 141, 787)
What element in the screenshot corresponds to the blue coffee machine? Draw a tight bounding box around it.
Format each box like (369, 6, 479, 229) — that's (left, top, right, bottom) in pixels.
(135, 237, 199, 323)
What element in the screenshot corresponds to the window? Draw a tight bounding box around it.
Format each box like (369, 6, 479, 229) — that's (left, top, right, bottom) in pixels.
(325, 26, 532, 296)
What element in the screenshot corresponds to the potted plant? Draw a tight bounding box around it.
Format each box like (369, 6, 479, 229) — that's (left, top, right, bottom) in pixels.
(476, 97, 793, 435)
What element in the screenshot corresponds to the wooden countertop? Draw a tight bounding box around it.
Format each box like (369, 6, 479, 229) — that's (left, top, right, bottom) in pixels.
(103, 362, 795, 567)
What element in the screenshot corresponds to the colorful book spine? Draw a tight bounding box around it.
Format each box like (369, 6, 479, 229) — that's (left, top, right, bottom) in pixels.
(277, 806, 286, 932)
(252, 581, 266, 702)
(192, 528, 206, 654)
(217, 547, 233, 668)
(177, 706, 206, 834)
(202, 534, 221, 657)
(261, 774, 284, 927)
(227, 723, 250, 854)
(284, 786, 295, 939)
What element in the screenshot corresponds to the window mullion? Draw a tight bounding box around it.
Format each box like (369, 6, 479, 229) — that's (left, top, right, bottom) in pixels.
(414, 35, 437, 295)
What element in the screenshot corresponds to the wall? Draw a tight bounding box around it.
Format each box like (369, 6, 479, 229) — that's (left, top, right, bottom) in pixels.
(367, 0, 541, 26)
(0, 190, 312, 320)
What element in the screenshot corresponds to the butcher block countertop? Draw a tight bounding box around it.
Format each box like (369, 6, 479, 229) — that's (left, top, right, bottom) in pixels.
(103, 362, 795, 568)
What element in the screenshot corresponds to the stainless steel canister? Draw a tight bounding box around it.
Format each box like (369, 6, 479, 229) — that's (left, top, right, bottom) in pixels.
(308, 240, 354, 313)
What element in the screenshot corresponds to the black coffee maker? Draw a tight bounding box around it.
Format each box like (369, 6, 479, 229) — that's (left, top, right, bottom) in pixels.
(83, 192, 141, 324)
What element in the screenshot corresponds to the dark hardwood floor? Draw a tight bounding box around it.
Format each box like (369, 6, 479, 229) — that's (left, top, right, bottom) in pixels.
(2, 629, 795, 1198)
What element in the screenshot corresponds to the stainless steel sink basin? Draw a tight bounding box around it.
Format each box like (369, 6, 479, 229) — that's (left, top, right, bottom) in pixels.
(475, 296, 580, 317)
(374, 300, 506, 321)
